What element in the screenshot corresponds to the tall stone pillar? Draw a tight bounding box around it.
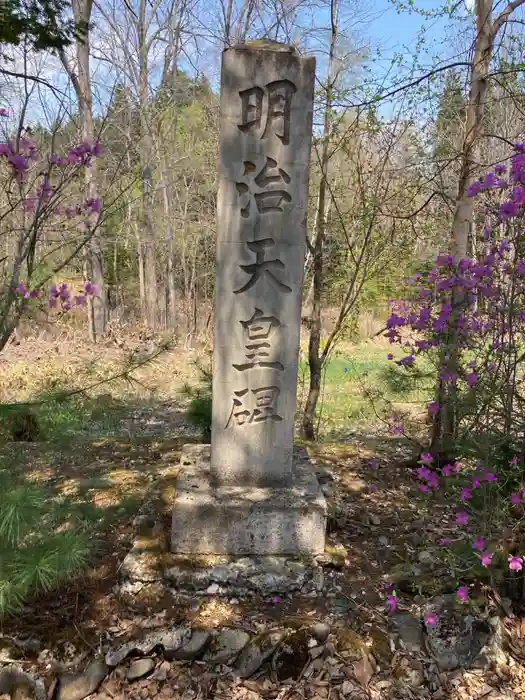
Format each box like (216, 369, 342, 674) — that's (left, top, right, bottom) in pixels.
(212, 41, 315, 487)
(171, 41, 326, 556)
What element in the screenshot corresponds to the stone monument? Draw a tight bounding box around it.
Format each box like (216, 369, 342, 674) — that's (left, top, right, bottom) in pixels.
(171, 40, 326, 557)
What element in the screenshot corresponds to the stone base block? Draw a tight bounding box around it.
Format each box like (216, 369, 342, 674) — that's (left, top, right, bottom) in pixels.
(171, 444, 326, 556)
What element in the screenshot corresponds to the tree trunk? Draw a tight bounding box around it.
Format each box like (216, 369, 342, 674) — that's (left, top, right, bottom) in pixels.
(138, 0, 157, 329)
(432, 0, 493, 457)
(301, 0, 337, 440)
(63, 0, 108, 341)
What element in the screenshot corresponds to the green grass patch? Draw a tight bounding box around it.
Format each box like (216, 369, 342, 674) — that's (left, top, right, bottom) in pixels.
(298, 343, 434, 437)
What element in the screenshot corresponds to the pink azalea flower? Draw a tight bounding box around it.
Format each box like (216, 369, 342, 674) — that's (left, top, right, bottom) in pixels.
(510, 456, 518, 466)
(466, 372, 478, 387)
(427, 474, 440, 489)
(416, 466, 431, 480)
(428, 402, 440, 416)
(472, 476, 481, 489)
(419, 452, 433, 465)
(472, 537, 486, 551)
(509, 555, 523, 572)
(511, 492, 521, 506)
(484, 472, 497, 482)
(452, 462, 461, 473)
(386, 592, 398, 613)
(480, 552, 493, 567)
(455, 511, 469, 526)
(457, 585, 469, 601)
(460, 488, 472, 501)
(424, 613, 438, 626)
(441, 464, 454, 477)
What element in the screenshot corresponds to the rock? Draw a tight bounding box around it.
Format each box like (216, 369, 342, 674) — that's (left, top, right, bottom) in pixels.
(390, 613, 424, 654)
(378, 536, 388, 547)
(309, 645, 325, 659)
(234, 630, 286, 678)
(0, 668, 46, 700)
(341, 680, 356, 696)
(272, 629, 310, 681)
(171, 630, 212, 661)
(203, 629, 250, 665)
(206, 583, 220, 595)
(210, 566, 234, 583)
(53, 660, 108, 700)
(310, 622, 330, 644)
(424, 597, 508, 671)
(150, 661, 171, 682)
(370, 514, 380, 526)
(418, 550, 433, 565)
(250, 573, 296, 595)
(105, 626, 191, 666)
(127, 658, 155, 681)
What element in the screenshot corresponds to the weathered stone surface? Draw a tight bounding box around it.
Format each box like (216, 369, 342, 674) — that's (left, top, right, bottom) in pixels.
(171, 448, 326, 556)
(127, 658, 155, 681)
(390, 613, 424, 654)
(53, 660, 108, 700)
(424, 597, 508, 671)
(203, 629, 250, 665)
(234, 630, 286, 678)
(171, 630, 212, 661)
(105, 626, 191, 666)
(211, 43, 316, 489)
(0, 667, 47, 700)
(310, 622, 330, 644)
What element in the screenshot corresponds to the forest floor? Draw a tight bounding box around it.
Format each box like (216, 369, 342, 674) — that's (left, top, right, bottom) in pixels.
(1, 333, 525, 699)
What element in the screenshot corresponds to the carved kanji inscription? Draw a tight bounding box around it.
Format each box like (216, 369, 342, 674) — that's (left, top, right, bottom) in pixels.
(237, 80, 296, 145)
(236, 157, 291, 218)
(233, 238, 292, 295)
(232, 307, 284, 372)
(225, 385, 283, 428)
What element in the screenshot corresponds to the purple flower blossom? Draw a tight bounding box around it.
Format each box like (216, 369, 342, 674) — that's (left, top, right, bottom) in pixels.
(472, 537, 486, 551)
(472, 476, 481, 489)
(460, 488, 472, 501)
(509, 555, 523, 572)
(455, 511, 469, 526)
(467, 181, 483, 198)
(466, 372, 478, 387)
(428, 401, 440, 416)
(480, 552, 493, 567)
(420, 452, 433, 465)
(457, 585, 469, 601)
(484, 472, 497, 483)
(425, 613, 438, 626)
(386, 591, 398, 613)
(511, 492, 521, 506)
(439, 538, 452, 546)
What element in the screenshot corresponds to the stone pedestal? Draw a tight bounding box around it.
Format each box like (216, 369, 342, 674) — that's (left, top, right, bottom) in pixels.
(171, 445, 326, 556)
(172, 40, 325, 557)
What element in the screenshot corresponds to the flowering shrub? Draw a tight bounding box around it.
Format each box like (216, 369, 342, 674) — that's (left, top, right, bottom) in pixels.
(0, 107, 102, 351)
(382, 144, 525, 615)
